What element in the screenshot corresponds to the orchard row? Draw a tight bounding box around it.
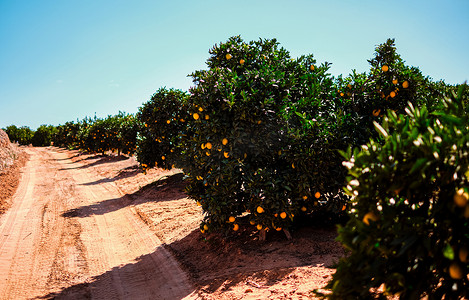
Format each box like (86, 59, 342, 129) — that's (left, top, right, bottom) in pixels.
(4, 36, 469, 298)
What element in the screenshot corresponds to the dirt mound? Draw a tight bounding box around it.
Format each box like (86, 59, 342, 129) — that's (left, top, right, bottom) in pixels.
(0, 129, 10, 148)
(0, 129, 26, 214)
(0, 129, 17, 172)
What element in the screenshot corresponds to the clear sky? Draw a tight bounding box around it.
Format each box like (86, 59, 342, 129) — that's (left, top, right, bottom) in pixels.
(1, 0, 468, 129)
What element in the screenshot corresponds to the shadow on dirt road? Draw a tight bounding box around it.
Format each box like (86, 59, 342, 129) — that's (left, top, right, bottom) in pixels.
(61, 173, 186, 219)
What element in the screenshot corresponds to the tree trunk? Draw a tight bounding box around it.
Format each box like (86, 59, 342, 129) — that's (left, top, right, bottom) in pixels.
(259, 229, 266, 241)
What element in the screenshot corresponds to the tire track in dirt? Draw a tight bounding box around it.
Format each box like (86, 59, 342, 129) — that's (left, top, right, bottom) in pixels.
(0, 148, 84, 299)
(0, 148, 197, 299)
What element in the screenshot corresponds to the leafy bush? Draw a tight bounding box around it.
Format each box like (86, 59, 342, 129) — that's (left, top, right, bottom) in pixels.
(136, 88, 189, 172)
(327, 86, 469, 299)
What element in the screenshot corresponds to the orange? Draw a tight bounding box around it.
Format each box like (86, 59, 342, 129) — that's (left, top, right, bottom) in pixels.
(224, 152, 229, 158)
(222, 138, 228, 145)
(233, 224, 239, 231)
(206, 142, 212, 149)
(166, 120, 170, 124)
(392, 79, 398, 85)
(363, 212, 379, 225)
(454, 188, 469, 207)
(193, 113, 199, 120)
(310, 65, 315, 71)
(257, 206, 264, 214)
(250, 220, 256, 225)
(229, 216, 235, 223)
(402, 81, 409, 88)
(205, 114, 209, 120)
(196, 201, 202, 206)
(203, 224, 209, 231)
(459, 246, 468, 263)
(240, 59, 245, 65)
(256, 224, 263, 230)
(161, 156, 165, 160)
(302, 195, 308, 200)
(280, 212, 287, 219)
(340, 92, 344, 97)
(382, 65, 389, 72)
(198, 107, 203, 112)
(390, 91, 396, 98)
(226, 53, 232, 60)
(276, 227, 282, 231)
(292, 163, 295, 169)
(315, 192, 321, 199)
(449, 262, 464, 279)
(201, 143, 206, 149)
(373, 109, 381, 117)
(206, 151, 210, 156)
(301, 206, 307, 212)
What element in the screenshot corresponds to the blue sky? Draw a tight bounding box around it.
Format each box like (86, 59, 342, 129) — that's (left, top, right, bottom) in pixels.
(1, 0, 468, 129)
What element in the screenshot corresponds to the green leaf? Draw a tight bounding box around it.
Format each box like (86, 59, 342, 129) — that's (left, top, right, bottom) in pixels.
(443, 244, 454, 260)
(409, 158, 427, 174)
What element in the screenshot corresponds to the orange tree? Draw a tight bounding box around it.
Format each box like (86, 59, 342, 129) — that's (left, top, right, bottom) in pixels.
(31, 124, 57, 146)
(335, 38, 444, 148)
(326, 87, 469, 299)
(136, 88, 189, 172)
(180, 36, 346, 236)
(53, 121, 81, 148)
(84, 114, 125, 155)
(118, 113, 140, 156)
(4, 125, 34, 145)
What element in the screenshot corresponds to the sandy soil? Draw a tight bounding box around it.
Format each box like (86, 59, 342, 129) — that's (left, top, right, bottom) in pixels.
(0, 147, 345, 299)
(0, 147, 196, 299)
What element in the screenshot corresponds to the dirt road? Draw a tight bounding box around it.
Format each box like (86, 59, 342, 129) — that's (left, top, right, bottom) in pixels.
(0, 147, 197, 299)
